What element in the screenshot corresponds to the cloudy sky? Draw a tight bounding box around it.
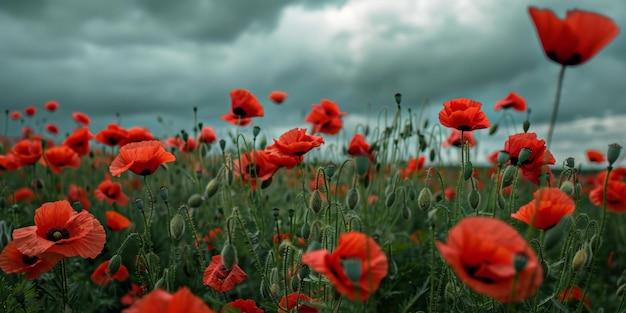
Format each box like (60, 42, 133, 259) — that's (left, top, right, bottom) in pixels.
(1, 0, 624, 166)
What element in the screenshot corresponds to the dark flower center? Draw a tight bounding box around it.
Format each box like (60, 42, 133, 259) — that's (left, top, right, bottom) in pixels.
(548, 51, 583, 66)
(141, 168, 152, 176)
(108, 137, 119, 145)
(465, 262, 496, 284)
(457, 125, 472, 131)
(233, 107, 247, 117)
(245, 164, 260, 178)
(22, 255, 39, 265)
(46, 227, 70, 242)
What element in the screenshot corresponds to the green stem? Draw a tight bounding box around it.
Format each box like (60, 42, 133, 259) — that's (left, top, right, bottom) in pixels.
(546, 65, 566, 149)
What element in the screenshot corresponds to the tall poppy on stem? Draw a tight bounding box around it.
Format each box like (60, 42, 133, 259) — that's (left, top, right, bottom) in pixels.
(12, 200, 106, 258)
(436, 217, 543, 303)
(110, 140, 176, 177)
(528, 7, 619, 147)
(494, 92, 527, 112)
(123, 287, 215, 313)
(0, 241, 63, 279)
(39, 145, 81, 174)
(233, 150, 279, 189)
(304, 99, 347, 135)
(221, 89, 264, 126)
(301, 231, 388, 301)
(94, 175, 130, 206)
(63, 127, 94, 157)
(443, 129, 476, 148)
(268, 90, 288, 104)
(95, 123, 129, 147)
(438, 98, 490, 131)
(203, 255, 247, 293)
(91, 260, 129, 285)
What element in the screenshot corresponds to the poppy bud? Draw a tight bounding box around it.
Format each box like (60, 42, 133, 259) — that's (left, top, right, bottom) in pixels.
(345, 187, 360, 210)
(219, 139, 226, 151)
(259, 136, 267, 150)
(427, 207, 438, 224)
(564, 157, 575, 169)
(221, 242, 238, 270)
(299, 265, 310, 280)
(401, 206, 411, 220)
(502, 165, 517, 187)
(429, 149, 436, 162)
(513, 253, 528, 273)
(518, 148, 532, 164)
(159, 186, 168, 201)
(154, 273, 166, 289)
(560, 181, 575, 196)
(187, 193, 204, 208)
(488, 123, 499, 135)
(341, 258, 362, 283)
(354, 156, 370, 177)
(71, 201, 83, 212)
(290, 275, 300, 292)
(253, 126, 261, 138)
(205, 178, 219, 198)
(394, 93, 402, 105)
(497, 151, 510, 166)
(463, 161, 473, 181)
(108, 255, 122, 275)
(325, 162, 336, 178)
(523, 120, 530, 132)
(418, 188, 432, 212)
(134, 198, 144, 211)
(148, 252, 160, 270)
(572, 248, 587, 271)
(497, 194, 506, 210)
(385, 191, 396, 208)
(468, 189, 480, 210)
(309, 189, 322, 214)
(300, 222, 311, 240)
(607, 143, 622, 166)
(407, 184, 417, 201)
(261, 177, 273, 189)
(170, 213, 185, 240)
(272, 207, 279, 219)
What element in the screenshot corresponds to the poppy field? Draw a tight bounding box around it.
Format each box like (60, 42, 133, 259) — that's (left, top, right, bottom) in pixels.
(0, 6, 623, 313)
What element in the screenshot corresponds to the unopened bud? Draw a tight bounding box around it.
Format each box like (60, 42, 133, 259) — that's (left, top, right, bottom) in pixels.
(463, 161, 473, 181)
(205, 179, 219, 198)
(159, 186, 168, 201)
(497, 194, 506, 210)
(394, 93, 402, 105)
(300, 222, 311, 240)
(345, 188, 360, 210)
(261, 177, 273, 189)
(572, 248, 588, 271)
(71, 201, 83, 212)
(468, 189, 480, 210)
(518, 148, 532, 164)
(401, 206, 411, 220)
(108, 255, 122, 275)
(253, 126, 261, 138)
(513, 253, 528, 273)
(560, 181, 575, 196)
(385, 191, 396, 208)
(134, 198, 144, 211)
(310, 189, 322, 214)
(187, 193, 204, 208)
(497, 151, 510, 166)
(608, 143, 622, 166)
(221, 243, 238, 270)
(502, 165, 517, 187)
(170, 213, 185, 240)
(354, 156, 370, 177)
(522, 120, 530, 133)
(418, 188, 432, 212)
(488, 124, 498, 135)
(299, 265, 310, 280)
(219, 139, 226, 151)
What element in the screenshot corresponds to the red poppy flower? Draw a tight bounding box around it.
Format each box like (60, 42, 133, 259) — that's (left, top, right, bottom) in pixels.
(585, 149, 606, 163)
(589, 180, 626, 213)
(348, 134, 372, 159)
(278, 293, 318, 313)
(304, 99, 348, 135)
(24, 106, 37, 117)
(12, 200, 106, 258)
(44, 123, 59, 136)
(10, 110, 22, 120)
(119, 127, 155, 146)
(72, 112, 91, 126)
(268, 90, 288, 104)
(503, 132, 556, 185)
(399, 156, 425, 179)
(202, 254, 247, 293)
(110, 140, 176, 177)
(121, 283, 144, 307)
(96, 123, 129, 147)
(512, 188, 575, 230)
(436, 217, 543, 303)
(21, 126, 34, 138)
(44, 101, 59, 112)
(444, 187, 457, 200)
(557, 285, 591, 308)
(0, 241, 63, 279)
(443, 129, 476, 148)
(267, 128, 325, 157)
(0, 153, 21, 172)
(63, 127, 94, 157)
(105, 211, 131, 231)
(95, 175, 130, 207)
(68, 183, 91, 211)
(11, 139, 43, 166)
(233, 150, 280, 189)
(91, 260, 129, 285)
(221, 89, 264, 123)
(528, 7, 619, 66)
(220, 299, 263, 313)
(9, 187, 35, 204)
(494, 92, 527, 112)
(123, 287, 215, 313)
(199, 126, 217, 144)
(40, 145, 81, 174)
(302, 231, 388, 301)
(439, 98, 490, 131)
